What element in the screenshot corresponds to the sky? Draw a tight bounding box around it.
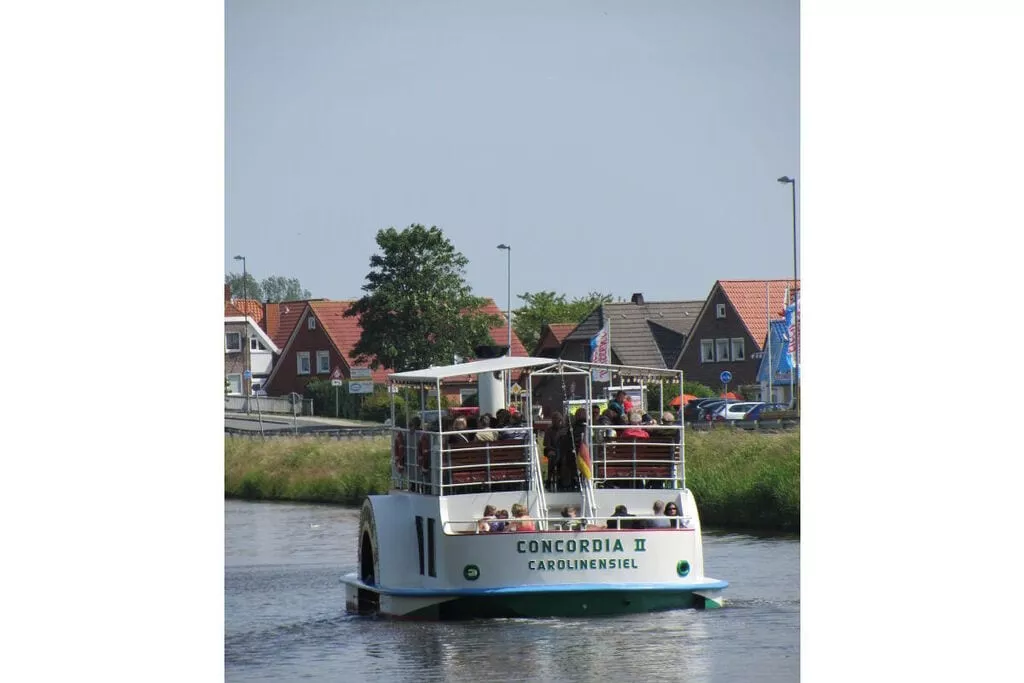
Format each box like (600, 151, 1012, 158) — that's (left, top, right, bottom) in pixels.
(225, 0, 799, 305)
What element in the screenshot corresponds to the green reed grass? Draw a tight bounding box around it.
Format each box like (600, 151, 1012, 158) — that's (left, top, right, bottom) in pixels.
(225, 436, 392, 505)
(684, 429, 800, 532)
(225, 428, 799, 531)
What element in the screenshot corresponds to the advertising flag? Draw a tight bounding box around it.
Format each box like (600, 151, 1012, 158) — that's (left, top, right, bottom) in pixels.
(590, 323, 611, 382)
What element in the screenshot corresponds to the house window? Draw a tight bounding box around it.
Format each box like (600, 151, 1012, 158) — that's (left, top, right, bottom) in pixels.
(731, 338, 746, 361)
(250, 337, 267, 351)
(700, 339, 715, 364)
(459, 389, 477, 405)
(715, 338, 730, 362)
(225, 332, 242, 352)
(308, 316, 316, 330)
(317, 350, 330, 374)
(297, 351, 311, 375)
(716, 303, 726, 319)
(226, 374, 242, 395)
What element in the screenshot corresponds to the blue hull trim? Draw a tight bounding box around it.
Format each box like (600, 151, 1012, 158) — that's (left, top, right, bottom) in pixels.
(342, 576, 728, 598)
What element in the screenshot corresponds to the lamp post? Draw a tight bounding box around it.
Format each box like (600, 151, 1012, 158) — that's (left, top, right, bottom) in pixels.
(496, 244, 512, 405)
(776, 176, 798, 411)
(233, 254, 250, 410)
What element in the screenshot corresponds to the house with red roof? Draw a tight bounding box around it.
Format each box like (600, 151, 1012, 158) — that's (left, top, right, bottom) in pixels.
(262, 297, 527, 408)
(224, 285, 281, 396)
(673, 279, 799, 392)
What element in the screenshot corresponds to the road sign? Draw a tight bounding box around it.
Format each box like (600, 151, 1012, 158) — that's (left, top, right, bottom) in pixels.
(331, 379, 344, 387)
(510, 382, 522, 396)
(243, 370, 252, 380)
(720, 370, 732, 384)
(331, 367, 342, 380)
(350, 367, 373, 380)
(349, 380, 374, 394)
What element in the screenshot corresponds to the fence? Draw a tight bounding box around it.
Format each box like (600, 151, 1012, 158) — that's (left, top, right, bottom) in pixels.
(224, 395, 315, 416)
(224, 427, 390, 440)
(687, 418, 799, 432)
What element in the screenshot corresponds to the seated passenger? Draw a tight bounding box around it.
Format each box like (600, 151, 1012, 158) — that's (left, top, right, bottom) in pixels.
(606, 504, 636, 529)
(490, 509, 509, 532)
(478, 504, 497, 533)
(509, 503, 536, 531)
(560, 505, 583, 531)
(663, 501, 681, 528)
(475, 414, 498, 441)
(448, 416, 471, 444)
(503, 412, 530, 440)
(607, 391, 628, 418)
(649, 500, 672, 528)
(621, 411, 650, 439)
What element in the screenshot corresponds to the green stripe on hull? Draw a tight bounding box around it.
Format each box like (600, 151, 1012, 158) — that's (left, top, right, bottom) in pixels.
(406, 590, 706, 619)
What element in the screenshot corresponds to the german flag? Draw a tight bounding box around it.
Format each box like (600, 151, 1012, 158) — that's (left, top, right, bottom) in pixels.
(576, 442, 593, 481)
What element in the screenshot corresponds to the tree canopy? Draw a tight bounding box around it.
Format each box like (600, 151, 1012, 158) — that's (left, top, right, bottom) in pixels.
(345, 224, 501, 372)
(513, 290, 614, 352)
(225, 273, 311, 302)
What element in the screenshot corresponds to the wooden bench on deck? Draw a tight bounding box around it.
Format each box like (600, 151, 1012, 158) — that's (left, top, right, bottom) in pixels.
(444, 439, 530, 490)
(594, 437, 677, 483)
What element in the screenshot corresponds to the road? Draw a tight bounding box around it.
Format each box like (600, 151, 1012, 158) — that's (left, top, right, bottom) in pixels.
(225, 412, 388, 435)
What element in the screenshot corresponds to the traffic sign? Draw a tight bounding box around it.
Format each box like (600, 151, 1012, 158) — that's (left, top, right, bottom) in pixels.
(349, 380, 374, 394)
(331, 379, 344, 387)
(350, 367, 373, 380)
(719, 370, 732, 384)
(243, 370, 252, 380)
(331, 367, 342, 380)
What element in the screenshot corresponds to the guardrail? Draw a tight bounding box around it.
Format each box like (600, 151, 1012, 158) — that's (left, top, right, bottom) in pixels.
(687, 419, 799, 432)
(224, 427, 390, 439)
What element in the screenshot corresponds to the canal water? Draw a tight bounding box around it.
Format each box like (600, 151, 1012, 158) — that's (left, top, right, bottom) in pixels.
(225, 500, 799, 682)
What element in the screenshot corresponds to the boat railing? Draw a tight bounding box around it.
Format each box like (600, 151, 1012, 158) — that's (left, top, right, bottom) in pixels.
(589, 434, 682, 488)
(391, 427, 536, 494)
(441, 514, 693, 535)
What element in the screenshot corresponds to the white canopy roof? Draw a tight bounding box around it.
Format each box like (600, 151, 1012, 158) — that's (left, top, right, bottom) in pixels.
(389, 356, 555, 383)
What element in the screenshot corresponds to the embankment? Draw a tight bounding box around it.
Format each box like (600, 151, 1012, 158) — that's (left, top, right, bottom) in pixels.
(224, 429, 799, 532)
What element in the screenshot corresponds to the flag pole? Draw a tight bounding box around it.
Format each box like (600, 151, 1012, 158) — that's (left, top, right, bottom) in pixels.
(766, 281, 772, 404)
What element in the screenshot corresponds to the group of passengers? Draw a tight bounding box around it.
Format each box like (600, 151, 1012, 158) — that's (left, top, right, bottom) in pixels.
(446, 409, 530, 446)
(606, 500, 684, 529)
(477, 503, 536, 533)
(476, 500, 683, 532)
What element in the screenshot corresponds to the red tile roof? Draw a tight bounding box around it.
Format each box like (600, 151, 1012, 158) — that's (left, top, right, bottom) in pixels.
(718, 279, 799, 352)
(231, 298, 264, 324)
(308, 300, 393, 382)
(224, 301, 244, 317)
(546, 323, 577, 345)
(270, 300, 312, 350)
(479, 299, 529, 357)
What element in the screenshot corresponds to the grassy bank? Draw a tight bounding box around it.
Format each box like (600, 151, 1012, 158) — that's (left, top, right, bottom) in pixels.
(225, 429, 799, 531)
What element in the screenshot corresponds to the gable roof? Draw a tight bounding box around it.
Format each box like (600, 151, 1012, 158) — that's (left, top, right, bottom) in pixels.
(546, 323, 577, 345)
(672, 279, 799, 369)
(717, 279, 799, 355)
(564, 299, 705, 368)
(478, 299, 529, 357)
(224, 314, 281, 354)
(308, 300, 392, 383)
(269, 300, 321, 350)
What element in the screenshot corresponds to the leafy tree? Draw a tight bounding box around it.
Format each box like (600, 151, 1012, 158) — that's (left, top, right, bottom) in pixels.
(512, 290, 613, 352)
(684, 381, 716, 398)
(346, 224, 501, 371)
(225, 272, 263, 302)
(261, 275, 311, 302)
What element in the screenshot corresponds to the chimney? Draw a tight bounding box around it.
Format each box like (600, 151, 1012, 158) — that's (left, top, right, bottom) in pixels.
(224, 283, 231, 302)
(631, 292, 644, 305)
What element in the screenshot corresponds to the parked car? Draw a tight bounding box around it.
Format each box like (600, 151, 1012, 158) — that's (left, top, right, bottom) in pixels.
(684, 398, 722, 422)
(710, 402, 765, 421)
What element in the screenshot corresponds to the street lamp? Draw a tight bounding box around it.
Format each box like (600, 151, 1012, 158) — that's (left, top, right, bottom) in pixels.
(233, 254, 250, 408)
(776, 176, 798, 411)
(496, 244, 512, 405)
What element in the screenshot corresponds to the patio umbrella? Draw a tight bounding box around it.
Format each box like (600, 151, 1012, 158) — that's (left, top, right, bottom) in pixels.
(720, 392, 741, 400)
(670, 394, 699, 407)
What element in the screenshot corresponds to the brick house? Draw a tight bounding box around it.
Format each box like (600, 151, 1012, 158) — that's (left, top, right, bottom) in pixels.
(223, 285, 281, 396)
(672, 279, 799, 393)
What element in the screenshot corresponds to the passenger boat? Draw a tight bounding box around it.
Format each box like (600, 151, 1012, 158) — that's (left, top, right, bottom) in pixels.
(342, 356, 727, 619)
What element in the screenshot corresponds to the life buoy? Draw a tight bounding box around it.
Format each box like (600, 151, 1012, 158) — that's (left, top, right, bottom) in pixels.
(393, 432, 406, 473)
(418, 433, 431, 471)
